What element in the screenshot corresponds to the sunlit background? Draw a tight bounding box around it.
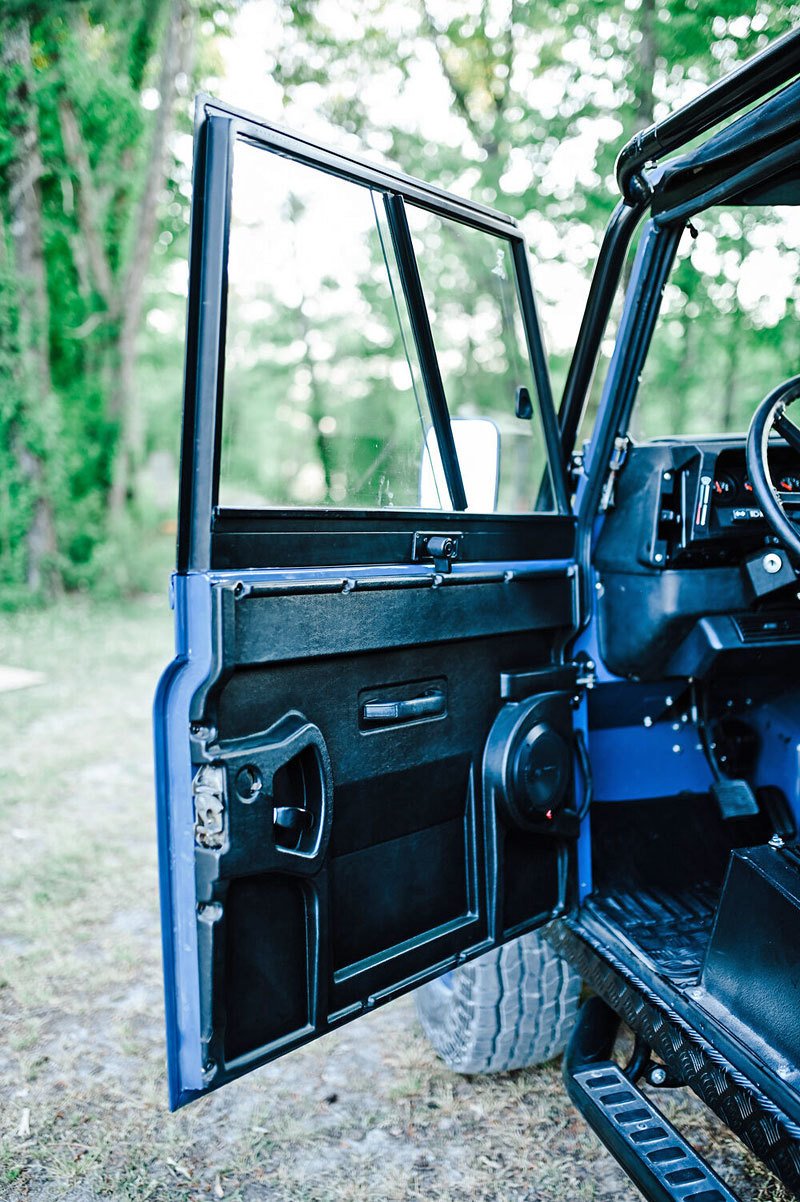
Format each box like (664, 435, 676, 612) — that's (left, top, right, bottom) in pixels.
(4, 8, 800, 1201)
(2, 1, 800, 596)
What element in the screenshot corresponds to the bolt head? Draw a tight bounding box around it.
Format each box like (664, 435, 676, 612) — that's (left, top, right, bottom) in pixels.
(235, 764, 263, 802)
(649, 1066, 667, 1086)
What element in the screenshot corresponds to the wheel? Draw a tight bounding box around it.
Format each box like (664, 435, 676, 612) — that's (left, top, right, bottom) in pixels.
(415, 929, 582, 1074)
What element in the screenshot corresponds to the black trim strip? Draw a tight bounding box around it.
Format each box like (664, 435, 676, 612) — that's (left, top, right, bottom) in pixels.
(513, 240, 569, 513)
(202, 95, 519, 237)
(234, 564, 568, 598)
(616, 26, 800, 203)
(384, 194, 468, 511)
(209, 512, 576, 570)
(178, 115, 235, 571)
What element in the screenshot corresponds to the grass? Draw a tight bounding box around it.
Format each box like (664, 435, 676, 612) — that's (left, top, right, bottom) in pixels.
(0, 595, 792, 1201)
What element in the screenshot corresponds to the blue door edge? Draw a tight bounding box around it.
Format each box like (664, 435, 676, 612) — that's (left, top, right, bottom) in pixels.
(153, 572, 214, 1109)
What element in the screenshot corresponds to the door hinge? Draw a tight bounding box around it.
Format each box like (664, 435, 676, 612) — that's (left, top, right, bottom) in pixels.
(573, 656, 596, 691)
(569, 440, 591, 487)
(600, 435, 630, 511)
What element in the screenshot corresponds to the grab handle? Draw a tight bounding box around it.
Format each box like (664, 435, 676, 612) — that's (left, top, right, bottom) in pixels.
(362, 690, 446, 725)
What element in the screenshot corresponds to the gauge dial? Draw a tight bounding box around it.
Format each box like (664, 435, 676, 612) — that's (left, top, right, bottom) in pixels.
(713, 474, 736, 499)
(779, 475, 800, 493)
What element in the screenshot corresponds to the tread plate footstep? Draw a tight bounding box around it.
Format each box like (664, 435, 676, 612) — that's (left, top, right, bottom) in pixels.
(570, 1061, 740, 1202)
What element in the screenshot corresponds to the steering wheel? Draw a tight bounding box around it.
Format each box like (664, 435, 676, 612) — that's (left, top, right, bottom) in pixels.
(746, 375, 800, 561)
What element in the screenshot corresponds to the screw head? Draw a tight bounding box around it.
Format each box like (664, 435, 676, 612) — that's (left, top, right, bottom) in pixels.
(235, 764, 263, 802)
(649, 1066, 667, 1086)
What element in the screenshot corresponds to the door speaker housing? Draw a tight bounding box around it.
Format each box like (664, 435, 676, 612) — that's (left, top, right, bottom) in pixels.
(485, 691, 574, 833)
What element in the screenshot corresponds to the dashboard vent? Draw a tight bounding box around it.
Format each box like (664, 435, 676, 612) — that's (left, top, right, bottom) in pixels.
(733, 612, 800, 643)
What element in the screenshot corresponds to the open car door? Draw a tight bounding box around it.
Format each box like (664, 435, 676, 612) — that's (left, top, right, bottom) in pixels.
(155, 97, 583, 1108)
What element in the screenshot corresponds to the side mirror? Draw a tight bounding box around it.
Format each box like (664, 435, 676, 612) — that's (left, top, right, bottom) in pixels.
(420, 417, 500, 512)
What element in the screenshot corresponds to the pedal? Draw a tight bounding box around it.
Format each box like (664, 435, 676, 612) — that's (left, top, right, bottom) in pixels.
(565, 999, 741, 1201)
(711, 778, 759, 819)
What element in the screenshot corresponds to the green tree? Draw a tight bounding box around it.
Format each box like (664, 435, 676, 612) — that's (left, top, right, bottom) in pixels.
(0, 0, 231, 598)
(266, 0, 800, 415)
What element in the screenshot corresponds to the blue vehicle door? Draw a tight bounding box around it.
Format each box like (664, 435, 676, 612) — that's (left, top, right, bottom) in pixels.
(155, 96, 582, 1108)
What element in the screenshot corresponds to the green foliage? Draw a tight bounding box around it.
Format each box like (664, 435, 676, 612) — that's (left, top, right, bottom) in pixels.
(0, 259, 35, 592)
(3, 0, 800, 601)
(0, 0, 232, 598)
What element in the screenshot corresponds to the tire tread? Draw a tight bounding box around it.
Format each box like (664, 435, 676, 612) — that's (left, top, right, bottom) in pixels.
(415, 930, 581, 1074)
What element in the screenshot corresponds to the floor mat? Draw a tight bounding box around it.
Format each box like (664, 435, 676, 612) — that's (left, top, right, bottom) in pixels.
(587, 882, 718, 985)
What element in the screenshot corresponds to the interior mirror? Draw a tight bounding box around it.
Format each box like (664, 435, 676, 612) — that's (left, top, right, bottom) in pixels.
(420, 417, 500, 513)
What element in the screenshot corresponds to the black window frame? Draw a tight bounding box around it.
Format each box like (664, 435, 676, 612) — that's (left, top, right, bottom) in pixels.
(177, 96, 570, 572)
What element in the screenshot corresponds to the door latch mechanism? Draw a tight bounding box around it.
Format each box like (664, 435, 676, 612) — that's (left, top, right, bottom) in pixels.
(412, 531, 463, 573)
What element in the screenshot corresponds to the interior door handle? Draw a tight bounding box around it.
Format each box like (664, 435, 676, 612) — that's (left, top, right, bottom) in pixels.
(362, 690, 446, 725)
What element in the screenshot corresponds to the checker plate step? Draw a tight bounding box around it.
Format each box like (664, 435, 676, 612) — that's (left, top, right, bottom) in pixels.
(568, 1060, 740, 1202)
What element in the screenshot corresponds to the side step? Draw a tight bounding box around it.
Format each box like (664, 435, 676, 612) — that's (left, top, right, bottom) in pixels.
(564, 997, 741, 1202)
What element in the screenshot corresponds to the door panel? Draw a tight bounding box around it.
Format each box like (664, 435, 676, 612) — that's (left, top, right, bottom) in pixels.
(171, 568, 577, 1100)
(155, 96, 580, 1108)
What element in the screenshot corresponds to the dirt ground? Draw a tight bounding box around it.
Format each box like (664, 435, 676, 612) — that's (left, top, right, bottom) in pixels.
(0, 597, 791, 1201)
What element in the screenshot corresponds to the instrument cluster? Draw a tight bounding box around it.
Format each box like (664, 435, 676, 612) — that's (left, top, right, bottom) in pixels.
(713, 467, 800, 502)
(710, 444, 800, 530)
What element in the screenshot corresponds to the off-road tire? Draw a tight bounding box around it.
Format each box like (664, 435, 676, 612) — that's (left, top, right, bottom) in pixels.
(414, 929, 582, 1073)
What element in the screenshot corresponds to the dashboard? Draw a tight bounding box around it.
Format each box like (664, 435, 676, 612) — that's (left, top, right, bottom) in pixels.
(649, 439, 800, 568)
(593, 436, 800, 679)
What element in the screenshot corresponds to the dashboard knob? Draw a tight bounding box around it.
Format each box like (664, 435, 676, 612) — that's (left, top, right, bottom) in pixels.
(763, 551, 784, 575)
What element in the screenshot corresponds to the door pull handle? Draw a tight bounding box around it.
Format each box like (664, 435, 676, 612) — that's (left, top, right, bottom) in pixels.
(362, 690, 446, 725)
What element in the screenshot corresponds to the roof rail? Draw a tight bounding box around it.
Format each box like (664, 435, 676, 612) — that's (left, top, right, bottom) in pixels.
(616, 25, 800, 203)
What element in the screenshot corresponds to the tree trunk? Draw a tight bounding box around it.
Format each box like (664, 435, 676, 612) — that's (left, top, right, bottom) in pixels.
(632, 0, 657, 132)
(4, 19, 59, 592)
(108, 0, 193, 518)
(622, 0, 657, 295)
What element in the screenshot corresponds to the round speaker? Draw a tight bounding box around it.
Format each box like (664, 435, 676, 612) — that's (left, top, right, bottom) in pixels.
(510, 721, 570, 822)
(511, 716, 566, 822)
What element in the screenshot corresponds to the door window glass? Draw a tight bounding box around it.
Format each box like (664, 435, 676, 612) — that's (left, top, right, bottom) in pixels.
(219, 139, 557, 514)
(406, 205, 556, 513)
(220, 142, 443, 510)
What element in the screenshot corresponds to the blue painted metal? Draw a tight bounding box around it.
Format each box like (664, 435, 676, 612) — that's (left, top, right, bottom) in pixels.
(751, 696, 800, 829)
(154, 572, 214, 1108)
(572, 693, 593, 903)
(579, 220, 662, 493)
(589, 721, 713, 804)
